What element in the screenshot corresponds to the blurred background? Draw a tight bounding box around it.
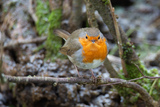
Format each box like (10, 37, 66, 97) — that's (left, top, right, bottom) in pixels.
(0, 0, 160, 106)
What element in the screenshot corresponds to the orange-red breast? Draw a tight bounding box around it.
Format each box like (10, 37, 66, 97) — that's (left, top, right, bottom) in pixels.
(54, 28, 108, 78)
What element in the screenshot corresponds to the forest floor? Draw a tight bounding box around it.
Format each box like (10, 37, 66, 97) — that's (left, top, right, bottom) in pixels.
(0, 0, 160, 107)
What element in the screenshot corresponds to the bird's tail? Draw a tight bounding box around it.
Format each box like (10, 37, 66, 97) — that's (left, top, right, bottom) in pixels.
(53, 29, 70, 41)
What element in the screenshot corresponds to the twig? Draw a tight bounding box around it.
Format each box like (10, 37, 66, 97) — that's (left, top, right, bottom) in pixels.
(104, 57, 119, 78)
(28, 0, 38, 22)
(3, 75, 157, 107)
(132, 62, 160, 79)
(149, 79, 158, 96)
(4, 36, 47, 49)
(0, 31, 4, 84)
(132, 62, 145, 76)
(108, 0, 127, 76)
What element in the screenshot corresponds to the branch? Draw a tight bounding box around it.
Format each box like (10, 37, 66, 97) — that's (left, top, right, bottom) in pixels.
(104, 57, 119, 78)
(84, 0, 98, 28)
(132, 62, 160, 79)
(28, 0, 38, 22)
(3, 75, 157, 107)
(108, 1, 127, 76)
(0, 31, 4, 83)
(4, 36, 47, 49)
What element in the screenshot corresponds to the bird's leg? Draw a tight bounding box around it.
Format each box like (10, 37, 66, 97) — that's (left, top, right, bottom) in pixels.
(89, 69, 96, 79)
(74, 65, 81, 77)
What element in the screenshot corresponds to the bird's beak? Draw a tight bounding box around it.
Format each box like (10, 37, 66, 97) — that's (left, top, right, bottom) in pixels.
(91, 40, 95, 43)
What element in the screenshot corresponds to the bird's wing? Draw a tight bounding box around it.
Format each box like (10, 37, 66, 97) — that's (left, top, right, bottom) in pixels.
(60, 38, 81, 56)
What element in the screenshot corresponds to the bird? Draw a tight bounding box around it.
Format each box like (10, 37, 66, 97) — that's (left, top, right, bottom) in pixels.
(54, 28, 109, 78)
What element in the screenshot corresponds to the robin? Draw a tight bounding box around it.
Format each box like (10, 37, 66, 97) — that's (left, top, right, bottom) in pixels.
(54, 28, 108, 78)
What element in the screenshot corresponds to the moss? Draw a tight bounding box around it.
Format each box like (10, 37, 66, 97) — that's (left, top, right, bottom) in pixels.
(122, 42, 133, 61)
(118, 41, 160, 102)
(102, 0, 110, 5)
(35, 0, 63, 61)
(115, 86, 139, 104)
(121, 62, 160, 101)
(36, 0, 50, 35)
(140, 68, 160, 100)
(45, 9, 62, 61)
(125, 62, 142, 79)
(33, 44, 45, 53)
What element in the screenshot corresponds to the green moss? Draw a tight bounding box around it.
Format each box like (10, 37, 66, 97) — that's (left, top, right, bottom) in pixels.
(123, 62, 160, 101)
(102, 0, 110, 5)
(45, 9, 62, 61)
(125, 62, 142, 79)
(36, 0, 50, 35)
(115, 86, 139, 104)
(33, 44, 45, 53)
(35, 0, 63, 61)
(140, 68, 160, 100)
(118, 41, 160, 102)
(122, 43, 133, 61)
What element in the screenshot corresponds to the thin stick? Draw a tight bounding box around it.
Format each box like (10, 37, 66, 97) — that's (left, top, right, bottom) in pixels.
(28, 0, 38, 22)
(89, 69, 96, 78)
(132, 62, 145, 76)
(0, 32, 4, 84)
(149, 79, 158, 96)
(74, 65, 81, 77)
(132, 62, 160, 79)
(108, 1, 127, 76)
(4, 36, 47, 49)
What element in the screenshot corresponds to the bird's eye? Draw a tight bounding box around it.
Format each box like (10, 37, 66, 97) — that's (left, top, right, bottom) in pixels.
(86, 36, 88, 39)
(98, 36, 100, 39)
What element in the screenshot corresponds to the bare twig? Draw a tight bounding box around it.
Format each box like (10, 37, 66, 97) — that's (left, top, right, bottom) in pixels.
(4, 36, 47, 49)
(3, 75, 157, 107)
(104, 57, 119, 78)
(108, 1, 127, 76)
(2, 75, 142, 84)
(149, 79, 158, 96)
(0, 31, 4, 83)
(132, 62, 145, 76)
(28, 0, 38, 22)
(132, 62, 160, 79)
